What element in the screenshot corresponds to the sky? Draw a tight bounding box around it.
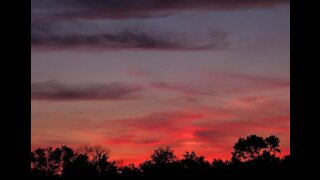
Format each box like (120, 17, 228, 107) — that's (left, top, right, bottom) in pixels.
(31, 0, 290, 165)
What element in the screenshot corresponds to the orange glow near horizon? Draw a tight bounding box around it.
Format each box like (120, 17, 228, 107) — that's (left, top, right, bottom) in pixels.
(31, 106, 290, 165)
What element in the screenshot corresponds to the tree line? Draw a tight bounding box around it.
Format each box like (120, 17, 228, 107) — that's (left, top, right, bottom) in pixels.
(31, 134, 290, 179)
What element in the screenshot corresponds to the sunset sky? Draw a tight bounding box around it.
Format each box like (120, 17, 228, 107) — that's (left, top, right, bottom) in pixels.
(31, 0, 290, 165)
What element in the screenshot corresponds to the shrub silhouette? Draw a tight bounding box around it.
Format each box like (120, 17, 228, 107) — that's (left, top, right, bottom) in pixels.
(30, 134, 290, 179)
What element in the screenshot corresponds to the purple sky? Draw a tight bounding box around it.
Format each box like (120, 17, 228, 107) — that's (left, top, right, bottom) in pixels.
(31, 0, 290, 165)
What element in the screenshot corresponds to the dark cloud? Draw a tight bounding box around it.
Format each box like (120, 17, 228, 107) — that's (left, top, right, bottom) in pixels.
(32, 0, 289, 20)
(31, 29, 229, 51)
(31, 0, 287, 51)
(32, 81, 144, 101)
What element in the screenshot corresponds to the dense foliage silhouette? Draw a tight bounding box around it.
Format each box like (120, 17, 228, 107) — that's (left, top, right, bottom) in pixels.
(31, 134, 290, 179)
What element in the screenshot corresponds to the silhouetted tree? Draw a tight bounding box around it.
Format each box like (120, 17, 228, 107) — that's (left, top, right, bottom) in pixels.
(232, 134, 267, 162)
(120, 163, 142, 178)
(231, 134, 282, 163)
(61, 145, 118, 178)
(47, 147, 62, 175)
(61, 146, 75, 164)
(230, 135, 286, 180)
(30, 134, 290, 179)
(31, 148, 49, 177)
(265, 135, 281, 155)
(96, 154, 118, 178)
(180, 151, 211, 177)
(77, 145, 118, 177)
(212, 158, 229, 168)
(140, 146, 182, 177)
(78, 145, 109, 163)
(150, 146, 177, 164)
(182, 151, 211, 169)
(62, 154, 96, 178)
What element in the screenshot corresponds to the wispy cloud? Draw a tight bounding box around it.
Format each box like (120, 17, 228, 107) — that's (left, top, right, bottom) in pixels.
(149, 72, 289, 99)
(108, 111, 203, 131)
(125, 69, 151, 78)
(32, 80, 145, 101)
(194, 115, 289, 141)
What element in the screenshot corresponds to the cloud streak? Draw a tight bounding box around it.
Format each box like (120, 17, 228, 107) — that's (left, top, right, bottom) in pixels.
(32, 0, 289, 20)
(31, 29, 229, 51)
(32, 81, 145, 101)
